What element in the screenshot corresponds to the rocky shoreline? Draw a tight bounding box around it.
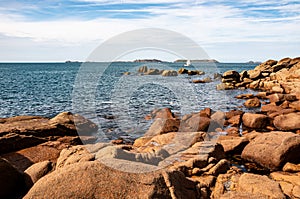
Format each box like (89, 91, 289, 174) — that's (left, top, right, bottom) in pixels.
(1, 57, 300, 198)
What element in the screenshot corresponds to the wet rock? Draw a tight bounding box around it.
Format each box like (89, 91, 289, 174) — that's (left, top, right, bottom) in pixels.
(237, 173, 285, 199)
(244, 97, 261, 108)
(24, 161, 199, 199)
(242, 113, 268, 129)
(123, 72, 130, 75)
(273, 112, 300, 131)
(0, 158, 25, 199)
(241, 131, 300, 170)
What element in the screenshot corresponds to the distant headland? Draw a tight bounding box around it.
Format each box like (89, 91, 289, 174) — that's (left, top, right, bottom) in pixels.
(174, 59, 219, 63)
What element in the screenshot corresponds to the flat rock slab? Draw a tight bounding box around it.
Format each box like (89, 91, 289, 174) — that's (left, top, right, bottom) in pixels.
(241, 131, 300, 170)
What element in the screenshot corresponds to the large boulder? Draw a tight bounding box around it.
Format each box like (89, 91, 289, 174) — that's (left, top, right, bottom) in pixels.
(0, 158, 25, 199)
(242, 113, 268, 129)
(273, 112, 300, 131)
(24, 161, 199, 199)
(241, 131, 300, 170)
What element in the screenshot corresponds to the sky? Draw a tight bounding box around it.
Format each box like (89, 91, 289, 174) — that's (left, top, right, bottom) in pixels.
(0, 0, 299, 62)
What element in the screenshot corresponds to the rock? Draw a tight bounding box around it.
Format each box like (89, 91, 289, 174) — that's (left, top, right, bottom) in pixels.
(224, 127, 240, 136)
(134, 132, 206, 154)
(241, 131, 300, 170)
(214, 73, 222, 79)
(24, 160, 53, 189)
(271, 86, 284, 93)
(227, 115, 241, 127)
(237, 173, 285, 199)
(0, 112, 97, 154)
(206, 159, 230, 176)
(123, 72, 130, 75)
(217, 136, 249, 154)
(137, 65, 148, 73)
(256, 91, 268, 99)
(178, 68, 188, 74)
(244, 97, 261, 108)
(24, 161, 199, 199)
(188, 70, 205, 76)
(270, 172, 300, 186)
(161, 70, 178, 76)
(235, 93, 254, 99)
(179, 113, 211, 132)
(216, 83, 235, 90)
(261, 104, 283, 113)
(0, 158, 25, 199)
(242, 113, 268, 129)
(144, 68, 160, 75)
(0, 133, 47, 155)
(289, 100, 300, 111)
(56, 144, 98, 169)
(225, 110, 244, 120)
(145, 118, 180, 137)
(283, 162, 300, 173)
(49, 112, 98, 136)
(192, 77, 212, 83)
(150, 108, 175, 120)
(199, 108, 211, 118)
(222, 70, 240, 80)
(273, 112, 300, 131)
(248, 69, 261, 80)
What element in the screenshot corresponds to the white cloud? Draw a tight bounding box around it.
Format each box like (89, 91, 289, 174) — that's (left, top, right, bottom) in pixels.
(0, 0, 299, 61)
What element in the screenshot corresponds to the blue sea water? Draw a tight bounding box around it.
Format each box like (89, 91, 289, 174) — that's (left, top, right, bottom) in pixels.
(0, 62, 257, 140)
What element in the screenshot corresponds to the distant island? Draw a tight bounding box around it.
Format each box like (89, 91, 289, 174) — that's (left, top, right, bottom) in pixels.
(133, 59, 163, 63)
(246, 61, 262, 64)
(174, 59, 219, 63)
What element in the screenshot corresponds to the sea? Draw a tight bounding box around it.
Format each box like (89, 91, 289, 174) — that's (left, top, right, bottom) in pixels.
(0, 62, 258, 141)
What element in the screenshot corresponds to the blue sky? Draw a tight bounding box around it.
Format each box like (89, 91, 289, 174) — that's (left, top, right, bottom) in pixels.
(0, 0, 299, 62)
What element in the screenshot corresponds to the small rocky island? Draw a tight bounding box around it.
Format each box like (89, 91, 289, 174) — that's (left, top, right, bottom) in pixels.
(1, 57, 300, 198)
